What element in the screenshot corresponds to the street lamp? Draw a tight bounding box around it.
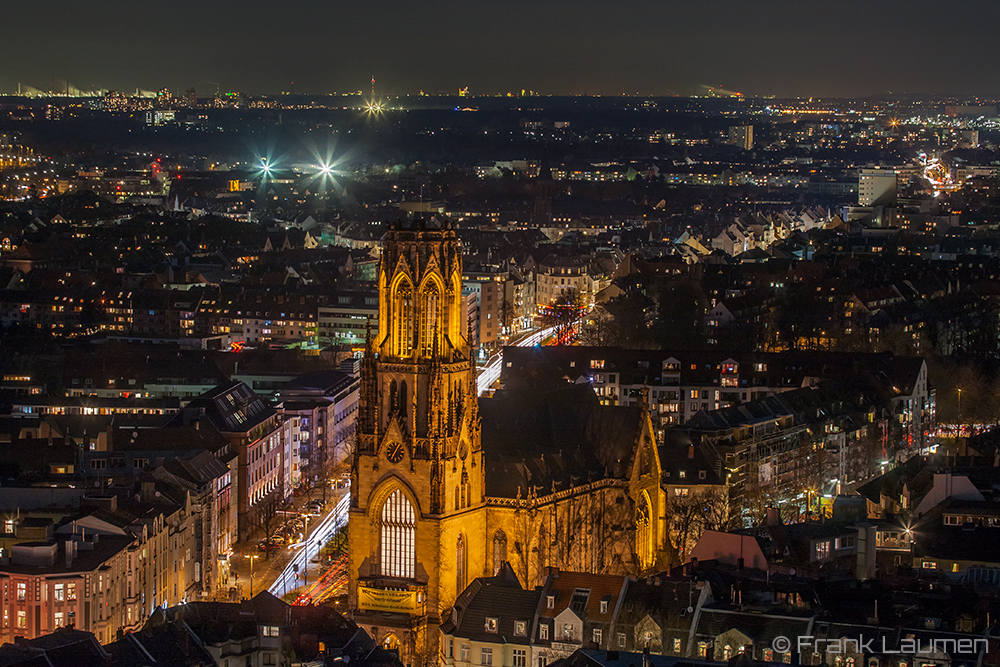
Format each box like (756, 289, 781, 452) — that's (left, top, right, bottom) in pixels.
(245, 553, 259, 598)
(305, 539, 322, 590)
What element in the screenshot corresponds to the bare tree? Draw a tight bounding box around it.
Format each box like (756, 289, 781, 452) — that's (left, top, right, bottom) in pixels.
(542, 287, 583, 345)
(661, 486, 737, 568)
(500, 297, 516, 336)
(248, 485, 289, 560)
(509, 501, 545, 588)
(701, 485, 734, 532)
(506, 485, 642, 584)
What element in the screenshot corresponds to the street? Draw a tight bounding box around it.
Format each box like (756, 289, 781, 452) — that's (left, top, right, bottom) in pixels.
(227, 488, 350, 601)
(269, 493, 350, 599)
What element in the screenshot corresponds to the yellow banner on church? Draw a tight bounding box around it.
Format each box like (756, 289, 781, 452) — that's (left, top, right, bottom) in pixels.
(358, 586, 418, 613)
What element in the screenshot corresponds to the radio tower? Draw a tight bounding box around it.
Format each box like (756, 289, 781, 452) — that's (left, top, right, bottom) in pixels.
(371, 76, 375, 98)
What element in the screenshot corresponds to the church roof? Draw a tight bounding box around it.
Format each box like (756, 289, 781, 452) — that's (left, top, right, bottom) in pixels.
(479, 384, 641, 498)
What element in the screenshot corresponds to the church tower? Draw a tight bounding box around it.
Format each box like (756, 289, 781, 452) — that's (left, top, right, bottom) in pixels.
(349, 218, 483, 666)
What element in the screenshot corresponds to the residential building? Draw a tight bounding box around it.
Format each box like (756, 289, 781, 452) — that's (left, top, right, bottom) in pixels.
(181, 381, 285, 541)
(859, 168, 898, 207)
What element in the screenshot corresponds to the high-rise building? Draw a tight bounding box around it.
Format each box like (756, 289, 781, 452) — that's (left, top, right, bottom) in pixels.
(858, 168, 897, 206)
(728, 124, 753, 150)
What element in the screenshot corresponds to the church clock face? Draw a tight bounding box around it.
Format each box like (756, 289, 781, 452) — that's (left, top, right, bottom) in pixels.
(386, 442, 405, 464)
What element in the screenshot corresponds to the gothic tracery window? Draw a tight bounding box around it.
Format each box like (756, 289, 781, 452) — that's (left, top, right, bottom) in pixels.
(493, 530, 508, 575)
(419, 283, 440, 357)
(456, 534, 466, 593)
(393, 280, 413, 357)
(636, 492, 653, 570)
(380, 489, 415, 578)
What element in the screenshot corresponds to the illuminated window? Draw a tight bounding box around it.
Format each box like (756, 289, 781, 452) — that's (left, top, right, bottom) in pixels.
(16, 583, 25, 601)
(380, 489, 415, 578)
(16, 611, 25, 629)
(419, 283, 440, 357)
(636, 492, 653, 569)
(54, 583, 64, 601)
(392, 280, 414, 357)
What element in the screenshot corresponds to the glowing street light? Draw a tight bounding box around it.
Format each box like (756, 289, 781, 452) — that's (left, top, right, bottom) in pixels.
(245, 553, 260, 598)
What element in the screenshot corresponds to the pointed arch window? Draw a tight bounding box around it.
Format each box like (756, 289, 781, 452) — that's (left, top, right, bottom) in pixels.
(393, 281, 413, 357)
(493, 530, 508, 575)
(380, 489, 415, 578)
(636, 492, 653, 570)
(419, 283, 441, 357)
(456, 534, 467, 594)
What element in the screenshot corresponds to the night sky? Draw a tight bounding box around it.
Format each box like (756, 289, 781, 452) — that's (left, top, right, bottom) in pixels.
(3, 0, 1000, 98)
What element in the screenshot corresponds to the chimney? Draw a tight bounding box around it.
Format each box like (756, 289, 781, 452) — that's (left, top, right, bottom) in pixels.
(766, 507, 781, 526)
(688, 445, 695, 459)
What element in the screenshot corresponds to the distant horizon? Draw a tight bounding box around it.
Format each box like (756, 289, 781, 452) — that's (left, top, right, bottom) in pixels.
(3, 0, 1000, 101)
(3, 89, 1000, 103)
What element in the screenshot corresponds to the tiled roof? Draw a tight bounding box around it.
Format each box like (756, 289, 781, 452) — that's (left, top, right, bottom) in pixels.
(445, 566, 541, 645)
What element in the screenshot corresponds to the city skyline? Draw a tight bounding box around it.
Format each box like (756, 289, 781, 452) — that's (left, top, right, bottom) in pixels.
(3, 0, 1000, 98)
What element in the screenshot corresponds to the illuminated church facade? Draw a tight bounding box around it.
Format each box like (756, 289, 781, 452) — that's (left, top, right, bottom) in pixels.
(348, 219, 715, 666)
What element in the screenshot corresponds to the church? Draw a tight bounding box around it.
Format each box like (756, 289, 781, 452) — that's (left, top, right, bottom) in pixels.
(348, 219, 714, 666)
